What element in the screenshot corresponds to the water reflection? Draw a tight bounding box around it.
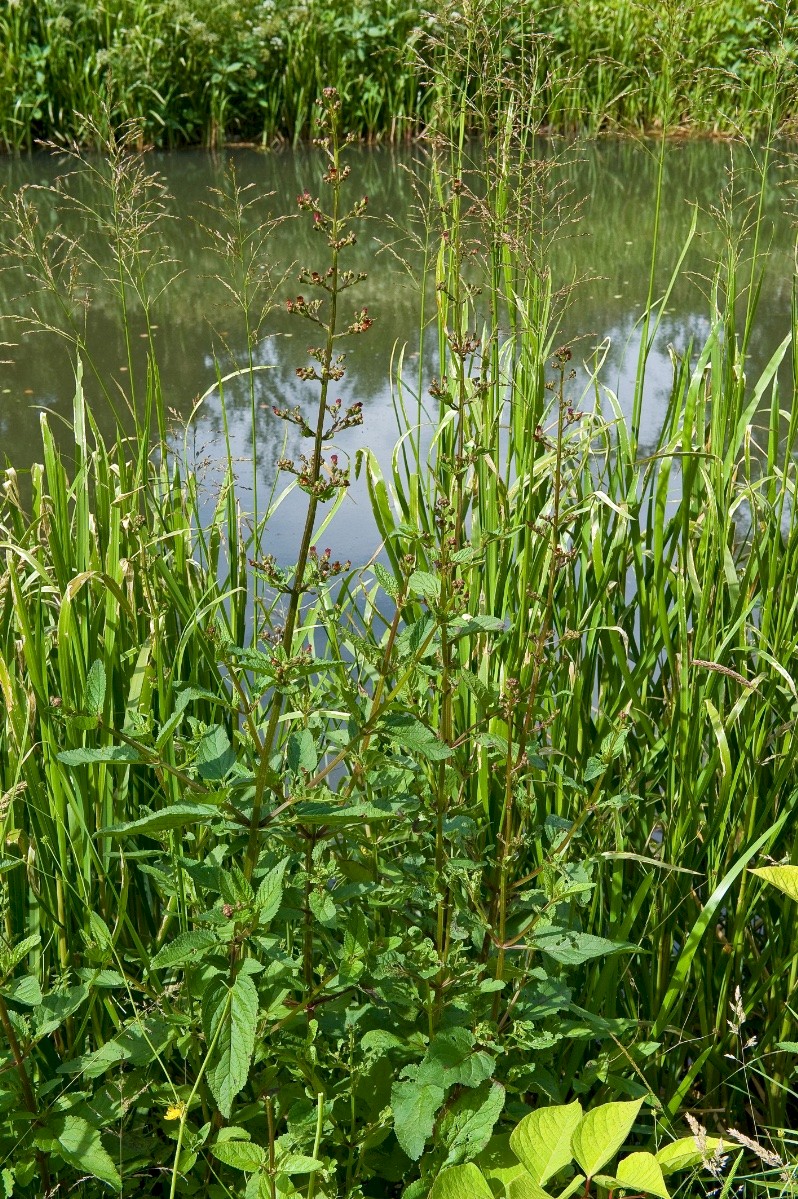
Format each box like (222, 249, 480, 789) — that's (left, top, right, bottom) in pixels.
(0, 139, 794, 562)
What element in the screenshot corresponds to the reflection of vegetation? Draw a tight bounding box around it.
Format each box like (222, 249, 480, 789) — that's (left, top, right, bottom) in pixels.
(1, 0, 798, 150)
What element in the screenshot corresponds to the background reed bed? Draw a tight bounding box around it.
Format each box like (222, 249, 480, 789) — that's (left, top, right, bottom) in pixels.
(0, 25, 797, 1199)
(0, 0, 798, 152)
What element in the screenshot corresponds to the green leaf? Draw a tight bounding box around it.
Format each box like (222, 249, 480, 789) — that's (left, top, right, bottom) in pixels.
(417, 1028, 494, 1089)
(309, 890, 337, 926)
(428, 1163, 494, 1199)
(86, 659, 107, 716)
(51, 1115, 121, 1191)
(59, 745, 142, 767)
(476, 1135, 550, 1198)
(196, 725, 236, 780)
(211, 1140, 267, 1171)
(615, 1152, 670, 1198)
(277, 1154, 323, 1175)
(374, 561, 400, 597)
(408, 570, 441, 601)
(510, 1100, 583, 1185)
(150, 931, 218, 972)
(101, 802, 222, 838)
(255, 858, 289, 924)
(656, 1136, 724, 1176)
(750, 865, 798, 902)
(441, 1080, 505, 1166)
(35, 985, 89, 1038)
(6, 933, 40, 972)
(287, 728, 318, 775)
(391, 1079, 445, 1160)
(4, 975, 41, 1006)
(204, 971, 258, 1118)
(379, 712, 452, 761)
(533, 930, 634, 966)
(571, 1098, 645, 1179)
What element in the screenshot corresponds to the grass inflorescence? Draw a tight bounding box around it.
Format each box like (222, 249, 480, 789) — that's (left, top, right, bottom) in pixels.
(1, 18, 798, 1199)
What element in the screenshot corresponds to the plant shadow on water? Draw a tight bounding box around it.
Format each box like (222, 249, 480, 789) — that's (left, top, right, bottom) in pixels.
(1, 21, 798, 1199)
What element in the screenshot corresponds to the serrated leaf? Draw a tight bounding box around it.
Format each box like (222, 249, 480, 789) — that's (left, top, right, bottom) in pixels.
(86, 660, 107, 716)
(101, 802, 222, 838)
(309, 890, 337, 926)
(287, 728, 318, 775)
(408, 570, 441, 601)
(441, 1080, 505, 1166)
(571, 1098, 644, 1179)
(150, 931, 218, 972)
(417, 1028, 494, 1089)
(4, 975, 41, 1006)
(52, 1115, 121, 1190)
(197, 725, 236, 780)
(35, 985, 90, 1039)
(429, 1163, 494, 1199)
(656, 1136, 725, 1175)
(616, 1152, 670, 1198)
(59, 745, 142, 767)
(211, 1140, 267, 1171)
(203, 971, 258, 1118)
(583, 757, 605, 783)
(510, 1100, 583, 1185)
(374, 560, 400, 597)
(380, 712, 452, 761)
(750, 866, 798, 902)
(255, 858, 289, 924)
(391, 1079, 445, 1160)
(533, 930, 634, 966)
(6, 933, 40, 972)
(277, 1154, 323, 1174)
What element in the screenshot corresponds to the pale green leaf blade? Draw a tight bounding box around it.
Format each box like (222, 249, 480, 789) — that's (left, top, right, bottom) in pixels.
(211, 1140, 268, 1171)
(510, 1101, 583, 1185)
(101, 802, 222, 838)
(86, 659, 107, 716)
(656, 1136, 724, 1176)
(204, 972, 258, 1118)
(616, 1151, 670, 1198)
(442, 1080, 505, 1166)
(750, 866, 798, 902)
(428, 1162, 494, 1199)
(570, 1098, 645, 1179)
(255, 858, 289, 924)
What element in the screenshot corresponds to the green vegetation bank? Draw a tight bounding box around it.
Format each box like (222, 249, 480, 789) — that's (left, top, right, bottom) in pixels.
(0, 0, 797, 149)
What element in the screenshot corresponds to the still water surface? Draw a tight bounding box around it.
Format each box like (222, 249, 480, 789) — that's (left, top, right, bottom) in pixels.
(0, 140, 794, 562)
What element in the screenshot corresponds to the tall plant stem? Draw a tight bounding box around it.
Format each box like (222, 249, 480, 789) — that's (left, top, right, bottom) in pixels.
(0, 993, 51, 1192)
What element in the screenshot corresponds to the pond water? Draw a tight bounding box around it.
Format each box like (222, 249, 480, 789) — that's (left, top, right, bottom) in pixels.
(0, 139, 795, 564)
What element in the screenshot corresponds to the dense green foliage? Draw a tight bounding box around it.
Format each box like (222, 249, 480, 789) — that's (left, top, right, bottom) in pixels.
(1, 0, 798, 150)
(1, 39, 798, 1199)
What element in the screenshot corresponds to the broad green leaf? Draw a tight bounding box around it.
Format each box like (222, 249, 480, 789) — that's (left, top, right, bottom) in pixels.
(211, 1140, 267, 1171)
(476, 1135, 550, 1198)
(277, 1154, 323, 1174)
(533, 930, 634, 966)
(86, 659, 106, 716)
(5, 933, 40, 972)
(571, 1098, 644, 1179)
(391, 1079, 445, 1161)
(59, 745, 142, 767)
(35, 984, 89, 1038)
(417, 1028, 494, 1089)
(408, 569, 441, 601)
(287, 728, 318, 775)
(380, 712, 452, 761)
(150, 931, 218, 972)
(510, 1100, 583, 1185)
(4, 975, 41, 1006)
(442, 1081, 505, 1166)
(52, 1115, 121, 1190)
(255, 858, 289, 924)
(615, 1152, 670, 1198)
(101, 802, 222, 838)
(750, 866, 798, 902)
(196, 725, 236, 780)
(309, 890, 337, 926)
(204, 970, 258, 1118)
(291, 798, 395, 825)
(656, 1136, 724, 1175)
(428, 1163, 494, 1199)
